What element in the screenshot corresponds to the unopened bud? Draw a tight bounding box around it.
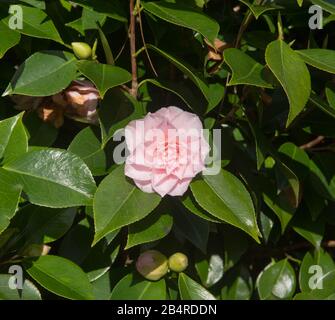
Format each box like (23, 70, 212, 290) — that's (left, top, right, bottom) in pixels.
(136, 250, 168, 281)
(168, 252, 188, 272)
(71, 42, 92, 60)
(22, 244, 51, 257)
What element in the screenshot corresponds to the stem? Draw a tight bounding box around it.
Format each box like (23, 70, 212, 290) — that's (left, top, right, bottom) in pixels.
(129, 0, 138, 98)
(300, 136, 325, 150)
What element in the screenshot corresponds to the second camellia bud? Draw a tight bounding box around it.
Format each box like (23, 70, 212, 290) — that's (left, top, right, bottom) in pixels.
(168, 252, 189, 272)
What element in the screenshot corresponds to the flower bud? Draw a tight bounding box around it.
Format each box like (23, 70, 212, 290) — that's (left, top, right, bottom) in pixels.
(136, 250, 168, 281)
(168, 252, 188, 272)
(71, 42, 92, 60)
(22, 244, 51, 257)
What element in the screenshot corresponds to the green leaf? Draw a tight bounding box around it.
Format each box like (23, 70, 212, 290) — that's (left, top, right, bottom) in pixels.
(278, 142, 310, 181)
(326, 82, 335, 110)
(146, 44, 210, 103)
(25, 255, 94, 300)
(0, 113, 28, 164)
(0, 169, 22, 235)
(0, 20, 20, 59)
(297, 49, 335, 74)
(299, 249, 335, 292)
(178, 273, 216, 300)
(309, 93, 335, 120)
(172, 203, 209, 253)
(77, 61, 131, 98)
(239, 0, 282, 19)
(224, 48, 273, 88)
(98, 88, 142, 147)
(4, 5, 63, 44)
(310, 0, 335, 14)
(142, 1, 219, 44)
(68, 127, 106, 176)
(221, 265, 253, 300)
(72, 0, 127, 23)
(265, 40, 311, 126)
(126, 210, 173, 249)
(3, 51, 77, 97)
(111, 273, 166, 300)
(292, 210, 325, 247)
(3, 149, 96, 208)
(93, 165, 161, 245)
(181, 193, 220, 223)
(256, 259, 296, 300)
(23, 206, 77, 244)
(0, 275, 41, 300)
(190, 169, 260, 242)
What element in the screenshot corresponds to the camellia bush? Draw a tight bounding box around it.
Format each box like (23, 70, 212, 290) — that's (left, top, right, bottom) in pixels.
(1, 0, 335, 301)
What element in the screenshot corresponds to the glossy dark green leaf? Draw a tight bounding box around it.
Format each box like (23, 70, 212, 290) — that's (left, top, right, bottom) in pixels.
(191, 169, 260, 242)
(26, 255, 94, 300)
(256, 259, 296, 300)
(3, 149, 96, 207)
(23, 206, 77, 244)
(126, 210, 173, 249)
(265, 40, 311, 126)
(178, 273, 216, 300)
(77, 61, 131, 98)
(111, 273, 166, 300)
(93, 165, 161, 245)
(3, 51, 77, 97)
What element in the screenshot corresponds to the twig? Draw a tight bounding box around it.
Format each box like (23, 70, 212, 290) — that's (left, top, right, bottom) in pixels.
(138, 5, 158, 77)
(300, 136, 325, 150)
(129, 0, 138, 98)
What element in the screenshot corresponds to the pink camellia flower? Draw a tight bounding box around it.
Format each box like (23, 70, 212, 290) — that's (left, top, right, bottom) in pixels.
(124, 106, 210, 197)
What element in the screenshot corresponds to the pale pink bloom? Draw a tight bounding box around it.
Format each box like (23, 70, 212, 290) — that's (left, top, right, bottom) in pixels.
(125, 106, 210, 197)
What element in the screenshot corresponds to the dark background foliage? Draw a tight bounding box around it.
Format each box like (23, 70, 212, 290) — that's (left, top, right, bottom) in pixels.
(0, 0, 335, 300)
